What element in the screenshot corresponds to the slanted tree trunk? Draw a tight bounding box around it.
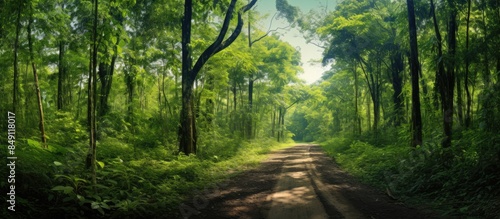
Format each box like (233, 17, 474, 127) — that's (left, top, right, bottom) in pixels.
(406, 0, 423, 147)
(28, 3, 47, 147)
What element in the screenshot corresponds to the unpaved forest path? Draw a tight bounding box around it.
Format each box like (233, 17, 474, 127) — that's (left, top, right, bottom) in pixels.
(188, 144, 438, 219)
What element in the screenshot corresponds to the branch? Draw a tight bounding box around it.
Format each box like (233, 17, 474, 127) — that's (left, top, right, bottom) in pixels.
(286, 98, 301, 110)
(307, 40, 326, 49)
(192, 0, 257, 78)
(214, 0, 257, 53)
(250, 12, 294, 46)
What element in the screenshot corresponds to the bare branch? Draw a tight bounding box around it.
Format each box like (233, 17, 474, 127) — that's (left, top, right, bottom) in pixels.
(251, 13, 295, 46)
(307, 40, 326, 49)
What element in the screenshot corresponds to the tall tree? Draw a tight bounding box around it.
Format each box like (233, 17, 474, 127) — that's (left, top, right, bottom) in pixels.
(464, 0, 472, 128)
(27, 1, 47, 147)
(406, 0, 423, 147)
(440, 0, 457, 148)
(12, 1, 23, 114)
(86, 0, 98, 186)
(179, 0, 257, 154)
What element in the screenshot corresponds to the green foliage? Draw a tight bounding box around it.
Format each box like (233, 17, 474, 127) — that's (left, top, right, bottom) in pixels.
(9, 128, 291, 218)
(321, 130, 500, 217)
(46, 111, 87, 145)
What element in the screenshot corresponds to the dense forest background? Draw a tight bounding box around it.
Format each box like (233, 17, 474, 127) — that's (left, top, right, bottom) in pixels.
(0, 0, 499, 218)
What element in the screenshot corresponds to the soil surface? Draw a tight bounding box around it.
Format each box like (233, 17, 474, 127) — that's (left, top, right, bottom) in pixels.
(183, 144, 440, 219)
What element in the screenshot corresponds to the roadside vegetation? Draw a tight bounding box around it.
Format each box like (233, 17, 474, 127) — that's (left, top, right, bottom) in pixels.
(1, 121, 293, 218)
(290, 0, 500, 217)
(320, 131, 500, 218)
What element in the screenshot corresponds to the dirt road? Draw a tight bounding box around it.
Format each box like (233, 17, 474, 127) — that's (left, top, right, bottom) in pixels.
(187, 144, 437, 219)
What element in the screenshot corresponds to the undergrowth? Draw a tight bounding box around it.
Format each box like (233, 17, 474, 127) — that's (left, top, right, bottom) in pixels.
(321, 130, 500, 218)
(0, 129, 293, 219)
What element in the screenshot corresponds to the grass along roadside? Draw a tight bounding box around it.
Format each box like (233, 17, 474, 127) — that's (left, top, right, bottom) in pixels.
(3, 137, 295, 218)
(320, 136, 500, 218)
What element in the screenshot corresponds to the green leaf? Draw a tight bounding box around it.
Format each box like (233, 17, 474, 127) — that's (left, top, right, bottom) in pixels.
(53, 161, 63, 166)
(52, 186, 74, 194)
(97, 161, 105, 169)
(91, 202, 100, 209)
(91, 202, 105, 215)
(77, 195, 85, 202)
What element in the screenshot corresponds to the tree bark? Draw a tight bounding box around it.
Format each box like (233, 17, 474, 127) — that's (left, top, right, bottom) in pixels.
(430, 0, 445, 109)
(86, 0, 98, 187)
(390, 51, 404, 126)
(247, 9, 254, 139)
(353, 61, 361, 135)
(406, 0, 423, 147)
(271, 106, 276, 137)
(179, 0, 195, 154)
(28, 4, 47, 148)
(456, 72, 464, 126)
(442, 0, 457, 148)
(57, 41, 66, 111)
(464, 0, 472, 128)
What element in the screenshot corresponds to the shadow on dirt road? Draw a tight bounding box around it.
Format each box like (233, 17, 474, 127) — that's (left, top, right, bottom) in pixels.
(187, 144, 438, 219)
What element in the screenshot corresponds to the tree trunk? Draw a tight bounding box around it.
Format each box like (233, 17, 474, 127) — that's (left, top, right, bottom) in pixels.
(333, 108, 341, 133)
(98, 57, 116, 117)
(13, 2, 22, 114)
(407, 0, 423, 147)
(247, 10, 254, 139)
(390, 51, 404, 126)
(354, 61, 361, 135)
(430, 0, 445, 109)
(28, 4, 47, 147)
(366, 94, 371, 130)
(125, 68, 134, 121)
(205, 75, 214, 127)
(179, 0, 196, 154)
(86, 0, 98, 187)
(232, 81, 237, 133)
(456, 72, 464, 126)
(442, 1, 457, 148)
(277, 107, 282, 142)
(247, 78, 254, 139)
(464, 0, 472, 128)
(57, 41, 66, 111)
(271, 107, 276, 137)
(178, 0, 257, 154)
(281, 107, 285, 141)
(98, 32, 119, 118)
(430, 0, 454, 148)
